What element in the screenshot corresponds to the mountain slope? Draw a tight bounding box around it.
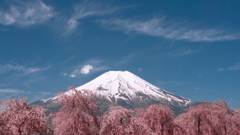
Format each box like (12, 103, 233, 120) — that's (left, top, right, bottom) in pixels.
(32, 71, 199, 115)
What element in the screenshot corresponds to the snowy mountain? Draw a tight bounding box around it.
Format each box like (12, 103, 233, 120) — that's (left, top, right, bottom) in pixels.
(32, 71, 198, 115)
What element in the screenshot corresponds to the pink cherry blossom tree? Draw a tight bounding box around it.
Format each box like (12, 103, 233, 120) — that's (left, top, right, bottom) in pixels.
(0, 97, 51, 135)
(52, 87, 101, 135)
(175, 100, 240, 135)
(100, 106, 153, 135)
(137, 104, 175, 135)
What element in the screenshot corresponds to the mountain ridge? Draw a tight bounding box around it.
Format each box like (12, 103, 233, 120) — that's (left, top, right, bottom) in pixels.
(32, 70, 199, 115)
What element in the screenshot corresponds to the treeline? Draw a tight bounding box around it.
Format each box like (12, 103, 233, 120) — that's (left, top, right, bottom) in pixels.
(0, 87, 240, 135)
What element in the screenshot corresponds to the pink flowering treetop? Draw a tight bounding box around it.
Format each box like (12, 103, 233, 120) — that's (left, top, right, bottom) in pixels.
(137, 104, 175, 135)
(175, 100, 240, 135)
(100, 106, 153, 135)
(52, 87, 101, 135)
(0, 97, 51, 135)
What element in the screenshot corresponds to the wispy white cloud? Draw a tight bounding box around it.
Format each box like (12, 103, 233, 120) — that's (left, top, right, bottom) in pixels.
(0, 64, 42, 74)
(21, 75, 46, 88)
(68, 64, 97, 77)
(38, 91, 51, 95)
(69, 74, 77, 78)
(156, 81, 171, 85)
(65, 58, 109, 78)
(84, 59, 105, 66)
(61, 72, 67, 76)
(94, 66, 109, 72)
(115, 54, 135, 65)
(30, 91, 52, 101)
(0, 89, 25, 93)
(179, 48, 200, 56)
(156, 81, 189, 86)
(0, 0, 54, 27)
(157, 47, 200, 58)
(218, 63, 240, 71)
(80, 64, 94, 75)
(63, 2, 119, 35)
(100, 18, 240, 42)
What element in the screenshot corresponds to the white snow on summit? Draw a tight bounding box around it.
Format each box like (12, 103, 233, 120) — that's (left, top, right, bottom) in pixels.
(60, 71, 192, 106)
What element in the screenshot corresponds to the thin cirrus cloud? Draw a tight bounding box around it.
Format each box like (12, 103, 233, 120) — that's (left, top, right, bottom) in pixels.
(115, 54, 135, 66)
(156, 80, 190, 86)
(179, 48, 200, 56)
(37, 91, 51, 95)
(63, 2, 119, 35)
(0, 0, 54, 27)
(156, 47, 200, 58)
(218, 63, 240, 71)
(100, 18, 240, 42)
(156, 81, 186, 85)
(0, 64, 41, 74)
(29, 91, 52, 102)
(0, 89, 28, 93)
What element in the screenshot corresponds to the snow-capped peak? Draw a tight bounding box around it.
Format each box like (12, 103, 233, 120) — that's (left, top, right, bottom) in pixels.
(59, 71, 192, 106)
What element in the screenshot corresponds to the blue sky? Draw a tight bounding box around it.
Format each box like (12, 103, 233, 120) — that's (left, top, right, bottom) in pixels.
(0, 0, 240, 109)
